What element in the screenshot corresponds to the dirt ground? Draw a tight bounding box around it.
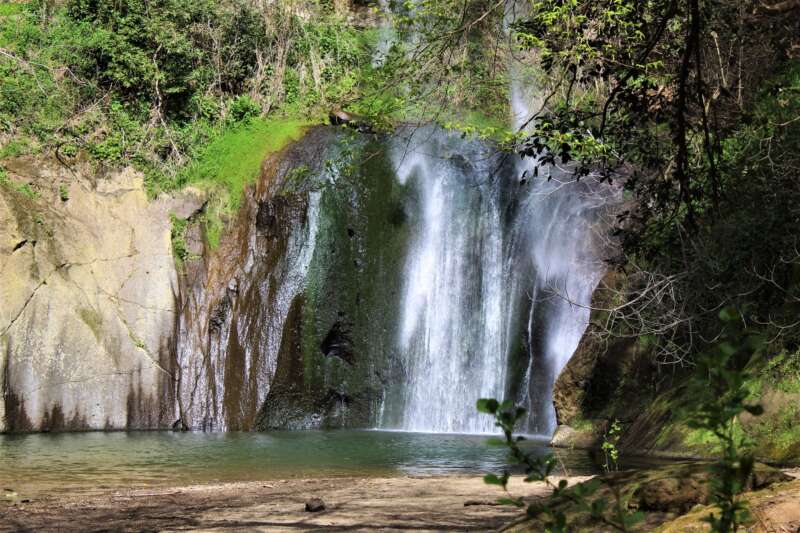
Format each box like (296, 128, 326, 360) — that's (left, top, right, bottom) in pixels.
(0, 475, 586, 532)
(4, 471, 800, 532)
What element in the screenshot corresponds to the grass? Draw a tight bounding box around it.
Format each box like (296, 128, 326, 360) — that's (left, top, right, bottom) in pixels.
(0, 3, 27, 17)
(179, 117, 310, 248)
(0, 167, 39, 199)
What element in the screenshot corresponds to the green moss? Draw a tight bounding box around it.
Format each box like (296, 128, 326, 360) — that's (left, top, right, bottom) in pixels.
(180, 117, 310, 248)
(78, 308, 104, 342)
(0, 169, 39, 200)
(291, 134, 412, 427)
(169, 214, 191, 268)
(569, 417, 596, 433)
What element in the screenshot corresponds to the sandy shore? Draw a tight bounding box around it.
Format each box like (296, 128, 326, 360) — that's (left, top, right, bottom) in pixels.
(0, 475, 590, 532)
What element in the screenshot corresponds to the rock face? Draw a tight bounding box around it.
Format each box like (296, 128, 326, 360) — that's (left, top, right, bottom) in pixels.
(175, 127, 404, 431)
(0, 158, 202, 432)
(551, 271, 663, 449)
(173, 132, 322, 431)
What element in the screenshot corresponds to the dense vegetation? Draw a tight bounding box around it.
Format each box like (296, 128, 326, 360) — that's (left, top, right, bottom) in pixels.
(0, 0, 383, 243)
(394, 0, 800, 458)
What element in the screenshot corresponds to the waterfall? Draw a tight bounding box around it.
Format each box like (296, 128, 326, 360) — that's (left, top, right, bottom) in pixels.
(509, 169, 613, 434)
(387, 126, 612, 435)
(383, 0, 615, 433)
(372, 0, 395, 67)
(391, 127, 511, 434)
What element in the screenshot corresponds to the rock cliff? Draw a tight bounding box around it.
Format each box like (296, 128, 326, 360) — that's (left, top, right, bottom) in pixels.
(0, 158, 202, 431)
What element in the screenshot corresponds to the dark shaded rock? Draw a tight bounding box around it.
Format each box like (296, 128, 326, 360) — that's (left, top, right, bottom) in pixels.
(208, 296, 231, 335)
(305, 498, 326, 512)
(629, 462, 791, 514)
(387, 202, 407, 227)
(320, 321, 355, 365)
(750, 466, 793, 490)
(328, 109, 373, 133)
(256, 198, 291, 237)
(3, 358, 34, 432)
(448, 153, 473, 173)
(635, 472, 707, 513)
(518, 462, 793, 532)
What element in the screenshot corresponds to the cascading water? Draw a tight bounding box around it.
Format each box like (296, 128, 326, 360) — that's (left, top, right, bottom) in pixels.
(384, 0, 616, 434)
(387, 127, 614, 435)
(508, 169, 614, 434)
(391, 129, 511, 434)
(174, 2, 616, 434)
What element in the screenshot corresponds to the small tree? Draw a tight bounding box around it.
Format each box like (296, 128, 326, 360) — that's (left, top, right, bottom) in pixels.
(477, 399, 643, 532)
(685, 308, 765, 532)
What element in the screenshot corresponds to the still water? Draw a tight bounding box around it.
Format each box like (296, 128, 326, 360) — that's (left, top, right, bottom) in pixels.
(0, 430, 603, 499)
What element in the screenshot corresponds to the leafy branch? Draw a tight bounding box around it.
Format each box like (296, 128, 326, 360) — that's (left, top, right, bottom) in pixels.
(477, 399, 643, 532)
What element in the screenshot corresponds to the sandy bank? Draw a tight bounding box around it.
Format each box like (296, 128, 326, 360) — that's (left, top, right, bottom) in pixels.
(0, 475, 590, 532)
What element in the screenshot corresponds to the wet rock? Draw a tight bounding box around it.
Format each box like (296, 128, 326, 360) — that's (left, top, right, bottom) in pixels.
(255, 200, 279, 234)
(448, 153, 473, 173)
(305, 497, 326, 512)
(208, 297, 231, 334)
(328, 109, 374, 133)
(320, 321, 355, 365)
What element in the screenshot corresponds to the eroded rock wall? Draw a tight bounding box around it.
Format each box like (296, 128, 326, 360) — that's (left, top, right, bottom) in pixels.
(550, 272, 682, 451)
(0, 158, 201, 432)
(175, 126, 408, 431)
(175, 128, 331, 431)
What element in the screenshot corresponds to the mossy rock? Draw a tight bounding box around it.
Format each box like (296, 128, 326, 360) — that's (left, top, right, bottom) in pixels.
(508, 462, 791, 532)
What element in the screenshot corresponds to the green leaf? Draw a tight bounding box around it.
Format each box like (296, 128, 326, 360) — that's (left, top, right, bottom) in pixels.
(483, 473, 506, 486)
(477, 398, 499, 414)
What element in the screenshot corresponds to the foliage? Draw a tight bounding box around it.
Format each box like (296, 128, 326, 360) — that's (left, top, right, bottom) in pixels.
(477, 398, 644, 532)
(0, 0, 376, 195)
(478, 312, 766, 532)
(179, 117, 307, 248)
(170, 213, 190, 268)
(685, 309, 765, 532)
(602, 419, 622, 473)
